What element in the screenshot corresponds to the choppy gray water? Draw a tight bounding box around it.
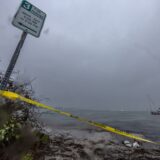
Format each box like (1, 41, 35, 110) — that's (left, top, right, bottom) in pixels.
(40, 109, 160, 142)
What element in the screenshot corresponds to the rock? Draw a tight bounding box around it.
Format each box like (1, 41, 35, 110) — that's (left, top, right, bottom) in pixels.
(77, 149, 91, 160)
(61, 151, 73, 157)
(44, 156, 54, 160)
(94, 148, 105, 157)
(123, 140, 132, 148)
(64, 139, 74, 146)
(133, 141, 140, 148)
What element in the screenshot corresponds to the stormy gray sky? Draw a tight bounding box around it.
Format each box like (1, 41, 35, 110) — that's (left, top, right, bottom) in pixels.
(1, 0, 160, 110)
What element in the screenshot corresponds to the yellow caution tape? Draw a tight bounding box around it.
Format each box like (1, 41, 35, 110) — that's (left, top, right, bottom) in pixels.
(0, 90, 156, 144)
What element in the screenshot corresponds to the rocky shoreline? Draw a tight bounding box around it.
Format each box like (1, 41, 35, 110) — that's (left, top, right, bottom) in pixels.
(32, 128, 160, 160)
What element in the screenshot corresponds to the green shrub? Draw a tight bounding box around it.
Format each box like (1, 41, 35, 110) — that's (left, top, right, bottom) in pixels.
(21, 153, 33, 160)
(0, 119, 21, 145)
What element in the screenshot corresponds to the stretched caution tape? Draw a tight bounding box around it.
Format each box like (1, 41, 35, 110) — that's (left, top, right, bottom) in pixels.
(0, 90, 156, 144)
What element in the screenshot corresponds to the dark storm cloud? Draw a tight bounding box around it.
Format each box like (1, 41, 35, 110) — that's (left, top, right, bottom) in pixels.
(1, 0, 160, 110)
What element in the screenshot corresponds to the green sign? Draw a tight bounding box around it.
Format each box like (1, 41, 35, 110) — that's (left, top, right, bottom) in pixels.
(12, 0, 46, 37)
(22, 1, 32, 11)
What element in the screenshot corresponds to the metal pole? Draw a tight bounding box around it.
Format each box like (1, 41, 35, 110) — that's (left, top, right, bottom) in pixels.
(0, 31, 27, 90)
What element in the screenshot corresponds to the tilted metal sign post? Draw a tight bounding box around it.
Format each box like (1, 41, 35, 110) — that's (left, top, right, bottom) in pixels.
(0, 0, 46, 90)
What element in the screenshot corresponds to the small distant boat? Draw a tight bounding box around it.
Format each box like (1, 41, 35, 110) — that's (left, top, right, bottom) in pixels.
(151, 108, 160, 115)
(147, 95, 160, 115)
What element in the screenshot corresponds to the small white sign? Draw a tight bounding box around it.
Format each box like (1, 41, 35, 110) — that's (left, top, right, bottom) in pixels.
(12, 0, 46, 37)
